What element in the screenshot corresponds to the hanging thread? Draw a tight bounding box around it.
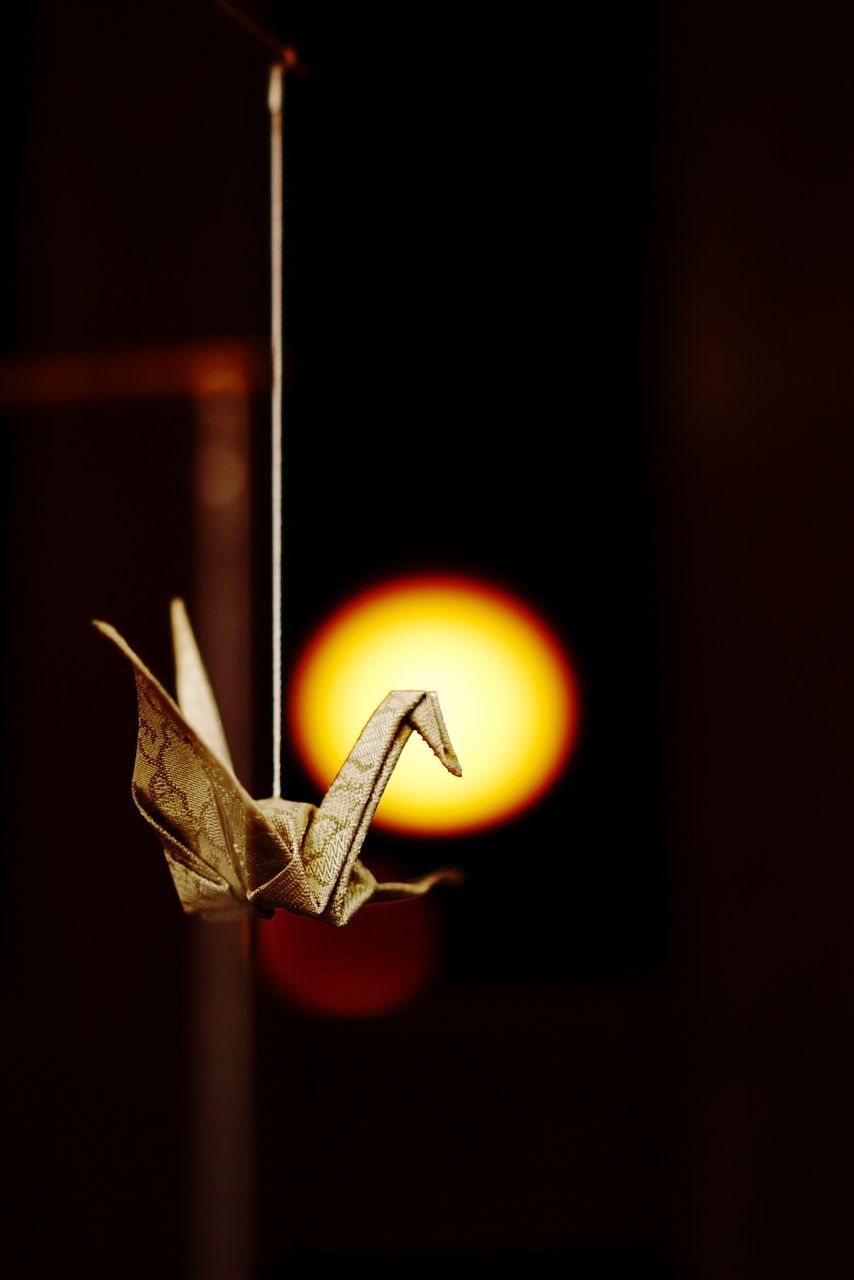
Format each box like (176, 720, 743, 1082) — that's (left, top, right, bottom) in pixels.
(213, 0, 299, 803)
(269, 63, 284, 798)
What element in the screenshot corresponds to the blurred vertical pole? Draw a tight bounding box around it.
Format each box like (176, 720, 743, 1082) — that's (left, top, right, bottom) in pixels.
(189, 365, 254, 1280)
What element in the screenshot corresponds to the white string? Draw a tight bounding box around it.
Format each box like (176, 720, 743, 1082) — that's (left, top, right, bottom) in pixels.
(269, 64, 284, 798)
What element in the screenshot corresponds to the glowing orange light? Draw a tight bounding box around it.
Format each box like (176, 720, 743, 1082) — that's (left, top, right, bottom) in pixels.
(291, 574, 580, 835)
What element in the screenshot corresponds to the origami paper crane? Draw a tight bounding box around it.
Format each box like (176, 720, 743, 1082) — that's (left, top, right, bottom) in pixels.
(95, 601, 462, 926)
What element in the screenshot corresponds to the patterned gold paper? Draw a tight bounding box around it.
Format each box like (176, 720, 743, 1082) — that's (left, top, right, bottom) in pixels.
(95, 601, 462, 926)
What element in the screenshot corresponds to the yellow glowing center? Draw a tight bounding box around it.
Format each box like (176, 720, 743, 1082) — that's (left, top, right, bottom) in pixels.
(290, 576, 580, 835)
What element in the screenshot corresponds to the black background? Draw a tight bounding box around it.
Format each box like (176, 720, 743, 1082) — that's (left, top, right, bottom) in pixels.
(2, 3, 853, 1277)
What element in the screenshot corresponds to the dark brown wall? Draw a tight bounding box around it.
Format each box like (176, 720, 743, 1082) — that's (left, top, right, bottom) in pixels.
(2, 4, 852, 1278)
(651, 4, 854, 1274)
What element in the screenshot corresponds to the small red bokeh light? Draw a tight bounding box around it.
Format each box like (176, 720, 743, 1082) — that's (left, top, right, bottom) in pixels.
(257, 856, 443, 1018)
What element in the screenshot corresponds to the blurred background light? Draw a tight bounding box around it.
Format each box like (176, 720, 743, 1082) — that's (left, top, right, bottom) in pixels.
(256, 855, 441, 1018)
(290, 574, 580, 835)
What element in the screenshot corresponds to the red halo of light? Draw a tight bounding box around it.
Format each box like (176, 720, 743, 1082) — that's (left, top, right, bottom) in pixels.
(256, 856, 443, 1018)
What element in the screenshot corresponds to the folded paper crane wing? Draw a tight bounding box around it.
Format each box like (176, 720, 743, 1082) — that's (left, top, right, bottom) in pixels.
(95, 601, 462, 926)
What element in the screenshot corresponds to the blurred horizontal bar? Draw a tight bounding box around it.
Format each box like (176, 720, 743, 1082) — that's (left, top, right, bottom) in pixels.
(0, 338, 269, 407)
